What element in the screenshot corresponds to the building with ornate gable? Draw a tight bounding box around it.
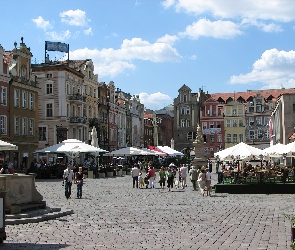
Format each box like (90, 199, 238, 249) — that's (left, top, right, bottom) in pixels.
(3, 39, 39, 168)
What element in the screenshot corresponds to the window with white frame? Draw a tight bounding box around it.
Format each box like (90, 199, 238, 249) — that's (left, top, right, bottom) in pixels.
(73, 128, 76, 139)
(217, 121, 221, 128)
(239, 119, 243, 127)
(89, 87, 92, 96)
(256, 117, 262, 125)
(186, 107, 190, 114)
(38, 127, 47, 141)
(186, 119, 190, 127)
(84, 86, 87, 95)
(187, 132, 194, 140)
(249, 130, 255, 139)
(46, 103, 53, 117)
(78, 128, 82, 140)
(258, 130, 263, 139)
(14, 89, 19, 107)
(233, 109, 237, 115)
(233, 119, 237, 127)
(226, 120, 231, 127)
(209, 122, 214, 128)
(1, 87, 7, 105)
(239, 134, 244, 142)
(46, 83, 53, 94)
(94, 89, 96, 98)
(21, 66, 27, 78)
(22, 91, 27, 108)
(22, 117, 27, 135)
(217, 134, 222, 142)
(0, 115, 7, 134)
(265, 129, 269, 139)
(29, 119, 34, 136)
(264, 117, 270, 126)
(210, 135, 214, 142)
(249, 117, 254, 125)
(14, 116, 20, 135)
(66, 104, 69, 117)
(202, 122, 207, 129)
(46, 73, 52, 78)
(181, 119, 186, 127)
(227, 134, 231, 143)
(233, 134, 237, 142)
(181, 107, 185, 115)
(29, 93, 34, 110)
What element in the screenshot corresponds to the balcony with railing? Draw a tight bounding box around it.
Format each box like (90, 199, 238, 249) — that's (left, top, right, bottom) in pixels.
(69, 117, 86, 124)
(68, 93, 86, 102)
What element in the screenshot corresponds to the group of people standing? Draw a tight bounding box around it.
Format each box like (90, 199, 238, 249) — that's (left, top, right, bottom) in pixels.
(131, 162, 212, 196)
(62, 164, 84, 199)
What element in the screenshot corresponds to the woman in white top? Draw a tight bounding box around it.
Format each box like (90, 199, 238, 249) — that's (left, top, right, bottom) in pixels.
(198, 166, 207, 197)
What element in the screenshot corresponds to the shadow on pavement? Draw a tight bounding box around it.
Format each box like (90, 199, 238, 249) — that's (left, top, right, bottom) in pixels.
(210, 194, 228, 198)
(1, 243, 69, 250)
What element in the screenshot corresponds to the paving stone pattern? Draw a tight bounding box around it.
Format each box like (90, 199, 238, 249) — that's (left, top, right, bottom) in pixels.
(1, 173, 295, 249)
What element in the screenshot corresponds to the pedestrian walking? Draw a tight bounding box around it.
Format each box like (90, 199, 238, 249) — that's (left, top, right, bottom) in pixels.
(75, 166, 84, 199)
(131, 164, 139, 188)
(205, 168, 211, 196)
(63, 164, 75, 199)
(148, 166, 156, 188)
(158, 166, 166, 190)
(166, 167, 174, 191)
(180, 164, 188, 189)
(189, 165, 198, 191)
(197, 166, 206, 197)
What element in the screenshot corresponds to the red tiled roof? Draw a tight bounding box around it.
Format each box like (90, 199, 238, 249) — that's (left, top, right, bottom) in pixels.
(210, 89, 295, 103)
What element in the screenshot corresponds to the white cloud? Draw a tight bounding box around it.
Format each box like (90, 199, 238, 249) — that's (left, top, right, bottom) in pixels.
(163, 0, 295, 22)
(161, 0, 176, 9)
(156, 34, 179, 45)
(70, 38, 181, 77)
(32, 16, 53, 31)
(180, 18, 243, 39)
(84, 27, 93, 36)
(241, 18, 283, 32)
(138, 92, 172, 110)
(229, 49, 295, 89)
(46, 30, 71, 41)
(60, 9, 90, 27)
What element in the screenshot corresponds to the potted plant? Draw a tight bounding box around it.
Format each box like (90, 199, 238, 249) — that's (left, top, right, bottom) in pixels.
(284, 214, 295, 249)
(116, 167, 122, 177)
(106, 165, 114, 177)
(126, 167, 131, 175)
(98, 166, 106, 178)
(87, 165, 94, 179)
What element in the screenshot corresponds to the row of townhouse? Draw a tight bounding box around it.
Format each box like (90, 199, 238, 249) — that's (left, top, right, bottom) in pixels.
(0, 39, 175, 169)
(172, 84, 295, 159)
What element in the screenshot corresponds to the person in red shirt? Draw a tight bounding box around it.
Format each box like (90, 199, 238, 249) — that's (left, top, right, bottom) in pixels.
(148, 166, 156, 188)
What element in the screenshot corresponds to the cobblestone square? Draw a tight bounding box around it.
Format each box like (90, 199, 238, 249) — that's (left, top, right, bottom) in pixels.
(1, 173, 294, 249)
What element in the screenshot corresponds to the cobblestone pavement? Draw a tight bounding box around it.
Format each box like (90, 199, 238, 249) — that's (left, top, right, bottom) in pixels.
(1, 173, 295, 249)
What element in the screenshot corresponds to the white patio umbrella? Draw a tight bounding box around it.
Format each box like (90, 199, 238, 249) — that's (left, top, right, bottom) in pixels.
(275, 141, 295, 155)
(156, 146, 184, 157)
(35, 139, 108, 154)
(0, 140, 18, 150)
(263, 143, 285, 157)
(214, 142, 265, 161)
(104, 147, 152, 156)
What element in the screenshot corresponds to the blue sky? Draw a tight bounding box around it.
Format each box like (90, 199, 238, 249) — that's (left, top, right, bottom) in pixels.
(1, 0, 295, 110)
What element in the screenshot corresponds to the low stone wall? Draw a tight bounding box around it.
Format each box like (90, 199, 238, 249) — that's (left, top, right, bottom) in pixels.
(0, 174, 43, 213)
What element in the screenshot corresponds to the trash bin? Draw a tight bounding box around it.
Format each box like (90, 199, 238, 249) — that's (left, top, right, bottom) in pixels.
(0, 192, 6, 243)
